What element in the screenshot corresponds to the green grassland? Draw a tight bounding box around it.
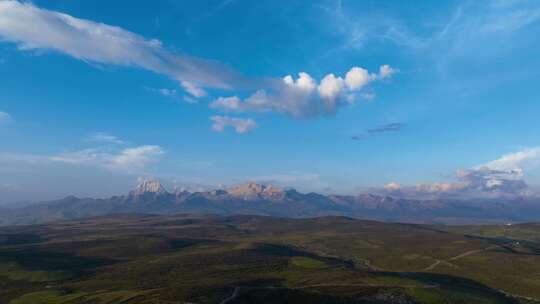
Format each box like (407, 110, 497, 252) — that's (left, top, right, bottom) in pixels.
(1, 214, 539, 303)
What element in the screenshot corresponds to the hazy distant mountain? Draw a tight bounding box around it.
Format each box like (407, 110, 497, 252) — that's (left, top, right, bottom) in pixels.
(2, 180, 540, 226)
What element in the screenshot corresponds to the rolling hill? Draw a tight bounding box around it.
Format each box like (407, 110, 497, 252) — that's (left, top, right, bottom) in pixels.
(1, 214, 540, 303)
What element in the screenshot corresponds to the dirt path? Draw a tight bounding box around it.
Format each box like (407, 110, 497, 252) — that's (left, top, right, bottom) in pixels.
(423, 259, 441, 271)
(219, 287, 240, 304)
(423, 243, 511, 271)
(448, 244, 500, 261)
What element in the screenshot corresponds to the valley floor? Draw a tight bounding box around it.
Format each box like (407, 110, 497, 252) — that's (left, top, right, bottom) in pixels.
(1, 214, 540, 304)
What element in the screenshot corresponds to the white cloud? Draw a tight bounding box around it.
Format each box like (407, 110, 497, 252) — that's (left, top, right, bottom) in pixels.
(0, 1, 244, 96)
(345, 67, 370, 90)
(180, 81, 207, 98)
(210, 65, 395, 118)
(210, 115, 256, 134)
(384, 182, 402, 191)
(480, 3, 540, 33)
(318, 73, 345, 108)
(480, 147, 540, 172)
(158, 88, 177, 97)
(377, 147, 540, 199)
(182, 95, 198, 104)
(0, 112, 12, 124)
(50, 145, 163, 171)
(86, 132, 124, 145)
(325, 0, 540, 58)
(283, 72, 317, 92)
(108, 146, 163, 170)
(377, 64, 397, 79)
(0, 145, 164, 172)
(210, 96, 242, 111)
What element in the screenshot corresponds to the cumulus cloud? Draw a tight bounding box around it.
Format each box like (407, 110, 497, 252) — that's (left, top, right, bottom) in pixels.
(0, 1, 246, 98)
(0, 112, 12, 124)
(480, 147, 540, 172)
(210, 115, 256, 134)
(210, 65, 395, 118)
(380, 169, 528, 199)
(376, 147, 540, 199)
(455, 167, 527, 194)
(86, 132, 125, 145)
(0, 145, 164, 172)
(378, 64, 397, 79)
(345, 67, 370, 90)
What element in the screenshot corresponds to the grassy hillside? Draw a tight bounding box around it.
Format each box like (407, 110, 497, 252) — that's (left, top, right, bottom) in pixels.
(0, 214, 539, 303)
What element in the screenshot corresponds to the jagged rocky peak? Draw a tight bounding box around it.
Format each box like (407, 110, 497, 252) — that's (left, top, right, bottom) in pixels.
(173, 186, 191, 195)
(131, 179, 168, 196)
(228, 182, 286, 200)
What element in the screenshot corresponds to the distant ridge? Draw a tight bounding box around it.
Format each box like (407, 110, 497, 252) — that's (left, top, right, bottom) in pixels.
(1, 180, 540, 226)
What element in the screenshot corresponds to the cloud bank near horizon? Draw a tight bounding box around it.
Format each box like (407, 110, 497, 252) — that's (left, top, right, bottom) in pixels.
(378, 147, 540, 199)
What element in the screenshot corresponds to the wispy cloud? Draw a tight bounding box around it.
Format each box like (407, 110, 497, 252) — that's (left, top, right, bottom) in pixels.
(352, 122, 405, 140)
(0, 145, 164, 173)
(157, 88, 177, 97)
(325, 0, 540, 53)
(367, 122, 405, 134)
(86, 132, 125, 145)
(0, 111, 12, 124)
(180, 81, 207, 98)
(0, 183, 20, 192)
(0, 1, 247, 98)
(210, 115, 257, 134)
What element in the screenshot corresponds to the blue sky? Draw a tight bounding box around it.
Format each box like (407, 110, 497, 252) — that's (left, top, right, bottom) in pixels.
(1, 0, 540, 202)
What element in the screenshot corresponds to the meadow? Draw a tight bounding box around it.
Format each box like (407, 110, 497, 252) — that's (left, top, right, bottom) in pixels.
(1, 214, 539, 303)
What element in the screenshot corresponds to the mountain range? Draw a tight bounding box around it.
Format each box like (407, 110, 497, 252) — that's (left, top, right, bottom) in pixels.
(2, 180, 540, 226)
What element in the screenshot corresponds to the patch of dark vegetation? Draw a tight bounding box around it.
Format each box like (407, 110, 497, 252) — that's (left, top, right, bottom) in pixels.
(252, 243, 354, 269)
(0, 248, 114, 274)
(375, 272, 520, 304)
(167, 237, 220, 249)
(0, 233, 46, 246)
(229, 287, 416, 304)
(0, 276, 44, 304)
